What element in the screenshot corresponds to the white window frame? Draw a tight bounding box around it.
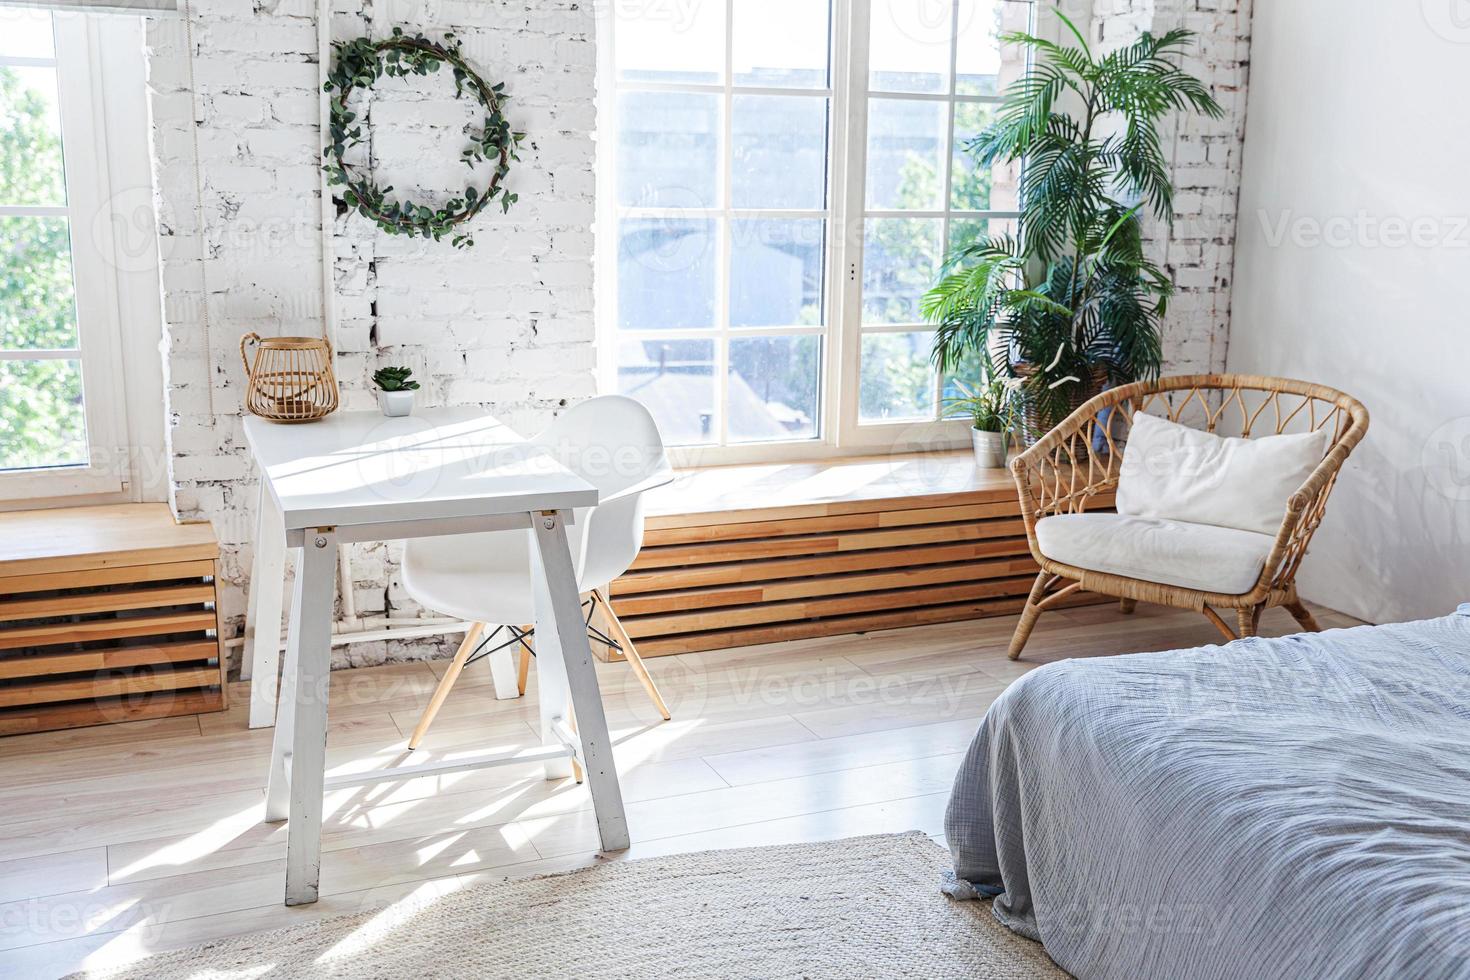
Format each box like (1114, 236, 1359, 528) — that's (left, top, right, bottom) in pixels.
(597, 0, 1044, 466)
(0, 13, 150, 502)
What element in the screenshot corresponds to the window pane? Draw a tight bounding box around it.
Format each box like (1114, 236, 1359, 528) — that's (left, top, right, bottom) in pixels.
(941, 343, 992, 402)
(0, 358, 87, 470)
(731, 218, 824, 327)
(729, 335, 820, 443)
(0, 9, 54, 61)
(616, 338, 717, 446)
(618, 218, 718, 330)
(950, 102, 999, 210)
(733, 0, 829, 88)
(615, 2, 723, 84)
(860, 332, 937, 422)
(947, 216, 1017, 255)
(865, 98, 946, 210)
(862, 217, 941, 324)
(617, 91, 720, 209)
(0, 216, 79, 350)
(868, 0, 952, 93)
(955, 0, 1007, 96)
(731, 95, 828, 210)
(0, 66, 66, 206)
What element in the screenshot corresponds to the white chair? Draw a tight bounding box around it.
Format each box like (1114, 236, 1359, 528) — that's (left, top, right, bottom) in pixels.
(402, 395, 673, 749)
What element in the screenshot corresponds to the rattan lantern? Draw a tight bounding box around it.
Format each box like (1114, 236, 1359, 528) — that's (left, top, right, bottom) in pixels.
(239, 333, 340, 423)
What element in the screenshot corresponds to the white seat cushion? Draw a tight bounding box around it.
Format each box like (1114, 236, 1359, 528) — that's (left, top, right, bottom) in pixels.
(1035, 512, 1276, 595)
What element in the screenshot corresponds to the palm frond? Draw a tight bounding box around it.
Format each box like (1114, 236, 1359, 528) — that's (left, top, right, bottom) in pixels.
(927, 20, 1219, 394)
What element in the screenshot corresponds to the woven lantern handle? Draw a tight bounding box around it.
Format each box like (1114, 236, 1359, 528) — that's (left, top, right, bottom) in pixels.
(239, 332, 261, 376)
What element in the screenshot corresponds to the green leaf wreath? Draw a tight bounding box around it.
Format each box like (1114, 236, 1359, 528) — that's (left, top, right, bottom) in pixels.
(323, 28, 524, 248)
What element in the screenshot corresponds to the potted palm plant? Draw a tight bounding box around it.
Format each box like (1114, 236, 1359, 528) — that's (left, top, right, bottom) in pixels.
(924, 15, 1222, 445)
(944, 369, 1018, 468)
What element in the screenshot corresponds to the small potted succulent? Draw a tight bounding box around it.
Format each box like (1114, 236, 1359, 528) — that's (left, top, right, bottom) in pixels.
(944, 370, 1018, 469)
(372, 366, 420, 418)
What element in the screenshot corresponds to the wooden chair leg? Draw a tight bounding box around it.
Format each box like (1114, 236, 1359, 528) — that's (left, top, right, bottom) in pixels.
(516, 626, 532, 696)
(1283, 600, 1322, 633)
(409, 622, 486, 750)
(1236, 605, 1262, 638)
(1119, 597, 1137, 614)
(1008, 572, 1051, 661)
(1202, 606, 1238, 642)
(596, 589, 671, 720)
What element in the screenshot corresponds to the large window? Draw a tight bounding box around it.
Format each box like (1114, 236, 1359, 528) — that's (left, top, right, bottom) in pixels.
(0, 9, 136, 498)
(600, 0, 1032, 461)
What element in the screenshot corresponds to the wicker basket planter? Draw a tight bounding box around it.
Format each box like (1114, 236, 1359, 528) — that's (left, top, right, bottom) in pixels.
(1013, 364, 1111, 452)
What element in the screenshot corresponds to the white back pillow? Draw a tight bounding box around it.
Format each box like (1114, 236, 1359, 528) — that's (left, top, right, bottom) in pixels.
(1116, 412, 1330, 536)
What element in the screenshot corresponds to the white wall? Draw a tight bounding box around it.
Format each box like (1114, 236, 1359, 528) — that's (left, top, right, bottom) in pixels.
(1230, 0, 1470, 623)
(144, 0, 597, 668)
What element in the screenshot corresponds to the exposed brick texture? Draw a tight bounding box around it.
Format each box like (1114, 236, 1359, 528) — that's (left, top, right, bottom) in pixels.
(1090, 0, 1254, 375)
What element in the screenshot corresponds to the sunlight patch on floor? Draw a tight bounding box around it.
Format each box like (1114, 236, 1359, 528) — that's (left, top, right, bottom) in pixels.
(108, 804, 263, 883)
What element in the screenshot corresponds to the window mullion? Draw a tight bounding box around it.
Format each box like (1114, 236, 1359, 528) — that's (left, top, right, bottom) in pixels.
(833, 0, 872, 449)
(715, 0, 735, 449)
(935, 0, 963, 420)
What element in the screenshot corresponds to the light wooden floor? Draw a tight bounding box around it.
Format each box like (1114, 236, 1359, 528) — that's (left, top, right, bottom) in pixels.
(0, 600, 1361, 978)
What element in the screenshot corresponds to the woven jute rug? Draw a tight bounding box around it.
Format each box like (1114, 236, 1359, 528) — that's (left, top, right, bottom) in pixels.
(75, 833, 1067, 979)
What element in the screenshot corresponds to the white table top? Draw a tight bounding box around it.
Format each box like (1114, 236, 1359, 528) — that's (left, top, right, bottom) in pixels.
(243, 409, 599, 531)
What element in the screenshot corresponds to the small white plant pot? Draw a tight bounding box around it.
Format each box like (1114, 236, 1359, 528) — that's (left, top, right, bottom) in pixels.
(377, 389, 415, 418)
(971, 427, 1008, 469)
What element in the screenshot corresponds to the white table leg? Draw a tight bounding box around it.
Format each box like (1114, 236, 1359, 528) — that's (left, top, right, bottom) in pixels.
(530, 511, 629, 852)
(245, 482, 289, 728)
(278, 528, 337, 906)
(263, 558, 304, 824)
(488, 647, 521, 700)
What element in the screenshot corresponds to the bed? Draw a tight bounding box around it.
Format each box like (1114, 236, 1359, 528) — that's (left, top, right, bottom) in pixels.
(944, 606, 1470, 979)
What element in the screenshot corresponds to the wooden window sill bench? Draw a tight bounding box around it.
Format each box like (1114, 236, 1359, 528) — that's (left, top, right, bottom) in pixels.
(607, 451, 1109, 657)
(0, 504, 225, 736)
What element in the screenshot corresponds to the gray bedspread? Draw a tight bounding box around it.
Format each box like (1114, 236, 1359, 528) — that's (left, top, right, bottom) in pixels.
(945, 605, 1470, 979)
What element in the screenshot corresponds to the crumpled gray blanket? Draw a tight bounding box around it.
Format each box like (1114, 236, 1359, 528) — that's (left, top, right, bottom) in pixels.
(945, 605, 1470, 979)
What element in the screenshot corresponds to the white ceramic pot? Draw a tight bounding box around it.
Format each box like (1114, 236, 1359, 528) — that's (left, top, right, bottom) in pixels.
(378, 389, 414, 418)
(971, 427, 1008, 468)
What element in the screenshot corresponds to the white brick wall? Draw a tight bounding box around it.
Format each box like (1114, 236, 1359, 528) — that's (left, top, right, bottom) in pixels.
(1089, 0, 1254, 375)
(145, 0, 597, 670)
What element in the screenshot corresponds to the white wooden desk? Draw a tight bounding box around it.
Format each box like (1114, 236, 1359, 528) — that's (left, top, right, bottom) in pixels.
(242, 409, 628, 906)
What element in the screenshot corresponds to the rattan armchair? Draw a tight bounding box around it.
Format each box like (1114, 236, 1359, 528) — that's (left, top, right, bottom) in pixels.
(1007, 374, 1369, 659)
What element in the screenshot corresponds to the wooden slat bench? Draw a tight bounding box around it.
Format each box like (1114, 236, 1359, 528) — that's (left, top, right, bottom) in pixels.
(0, 504, 226, 736)
(608, 452, 1111, 657)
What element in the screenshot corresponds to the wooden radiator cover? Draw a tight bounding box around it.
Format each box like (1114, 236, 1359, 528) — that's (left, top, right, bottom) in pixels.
(608, 453, 1110, 657)
(0, 504, 226, 736)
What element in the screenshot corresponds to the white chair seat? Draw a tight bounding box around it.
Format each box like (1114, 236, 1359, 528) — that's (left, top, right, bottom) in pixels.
(401, 530, 535, 627)
(1035, 513, 1275, 595)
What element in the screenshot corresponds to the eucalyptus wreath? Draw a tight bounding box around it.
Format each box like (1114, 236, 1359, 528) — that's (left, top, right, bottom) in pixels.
(323, 27, 523, 248)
